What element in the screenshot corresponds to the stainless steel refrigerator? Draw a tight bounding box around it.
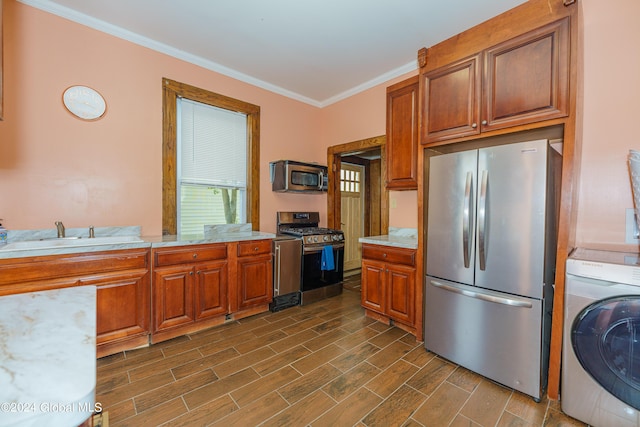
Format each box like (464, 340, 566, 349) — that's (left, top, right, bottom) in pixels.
(424, 139, 560, 400)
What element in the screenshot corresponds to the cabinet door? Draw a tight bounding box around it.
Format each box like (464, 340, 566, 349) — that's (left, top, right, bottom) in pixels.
(483, 17, 569, 131)
(422, 54, 482, 144)
(153, 265, 195, 332)
(237, 254, 272, 309)
(194, 260, 228, 320)
(386, 263, 416, 325)
(361, 259, 386, 313)
(386, 76, 419, 189)
(95, 270, 150, 345)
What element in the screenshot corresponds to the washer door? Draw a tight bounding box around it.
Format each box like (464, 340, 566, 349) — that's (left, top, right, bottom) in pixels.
(572, 296, 640, 410)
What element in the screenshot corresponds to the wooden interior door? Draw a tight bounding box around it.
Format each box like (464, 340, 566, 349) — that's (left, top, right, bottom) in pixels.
(340, 163, 364, 271)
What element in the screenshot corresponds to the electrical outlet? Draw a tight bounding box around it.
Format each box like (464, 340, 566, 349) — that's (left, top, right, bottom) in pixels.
(625, 208, 640, 244)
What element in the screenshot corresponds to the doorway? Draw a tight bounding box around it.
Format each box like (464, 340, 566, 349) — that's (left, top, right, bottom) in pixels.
(327, 135, 388, 276)
(340, 162, 365, 271)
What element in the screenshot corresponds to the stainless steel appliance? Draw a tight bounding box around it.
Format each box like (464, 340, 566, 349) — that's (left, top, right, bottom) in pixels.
(424, 139, 560, 401)
(276, 212, 344, 305)
(269, 236, 302, 312)
(269, 160, 328, 193)
(563, 248, 640, 427)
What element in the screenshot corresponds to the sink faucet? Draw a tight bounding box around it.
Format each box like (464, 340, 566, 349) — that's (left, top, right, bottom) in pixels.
(55, 221, 65, 238)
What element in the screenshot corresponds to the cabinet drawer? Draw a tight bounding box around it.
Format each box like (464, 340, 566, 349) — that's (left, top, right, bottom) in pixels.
(154, 244, 227, 267)
(362, 244, 415, 267)
(237, 240, 271, 257)
(0, 249, 149, 288)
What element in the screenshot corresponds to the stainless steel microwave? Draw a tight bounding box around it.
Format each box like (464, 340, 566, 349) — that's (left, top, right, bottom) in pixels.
(269, 160, 328, 193)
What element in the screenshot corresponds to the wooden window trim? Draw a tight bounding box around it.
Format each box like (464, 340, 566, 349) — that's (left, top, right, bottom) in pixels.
(162, 78, 260, 235)
(1, 0, 4, 120)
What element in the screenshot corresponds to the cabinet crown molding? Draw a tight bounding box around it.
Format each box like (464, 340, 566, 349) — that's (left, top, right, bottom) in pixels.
(417, 48, 428, 69)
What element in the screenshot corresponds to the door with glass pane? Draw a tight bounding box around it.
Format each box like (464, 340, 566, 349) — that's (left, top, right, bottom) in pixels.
(340, 163, 364, 271)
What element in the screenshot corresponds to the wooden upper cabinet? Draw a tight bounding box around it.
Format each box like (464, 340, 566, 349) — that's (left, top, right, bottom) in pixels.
(423, 55, 482, 142)
(422, 17, 570, 144)
(386, 76, 419, 190)
(483, 18, 570, 131)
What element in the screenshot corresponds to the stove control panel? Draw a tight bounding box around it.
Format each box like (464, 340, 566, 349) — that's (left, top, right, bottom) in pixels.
(304, 234, 343, 244)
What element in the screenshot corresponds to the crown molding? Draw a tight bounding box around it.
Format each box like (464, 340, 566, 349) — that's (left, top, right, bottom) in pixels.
(18, 0, 417, 108)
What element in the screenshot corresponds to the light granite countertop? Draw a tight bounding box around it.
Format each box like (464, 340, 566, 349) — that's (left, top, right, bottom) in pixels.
(0, 224, 275, 259)
(147, 224, 275, 248)
(358, 227, 418, 250)
(0, 285, 97, 427)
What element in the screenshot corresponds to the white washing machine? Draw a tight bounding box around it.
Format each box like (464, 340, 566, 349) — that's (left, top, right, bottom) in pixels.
(563, 248, 640, 427)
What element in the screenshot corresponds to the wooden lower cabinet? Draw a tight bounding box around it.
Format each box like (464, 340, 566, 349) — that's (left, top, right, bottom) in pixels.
(236, 240, 272, 310)
(152, 243, 229, 342)
(153, 264, 196, 332)
(0, 249, 152, 358)
(153, 258, 228, 335)
(152, 239, 272, 343)
(195, 260, 229, 320)
(0, 239, 274, 354)
(361, 244, 417, 335)
(91, 269, 150, 358)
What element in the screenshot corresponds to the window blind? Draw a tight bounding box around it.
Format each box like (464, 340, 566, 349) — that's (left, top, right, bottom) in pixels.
(177, 98, 248, 233)
(178, 98, 247, 188)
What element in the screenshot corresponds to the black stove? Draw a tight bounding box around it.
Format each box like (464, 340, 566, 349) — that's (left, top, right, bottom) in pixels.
(276, 211, 344, 305)
(277, 212, 344, 247)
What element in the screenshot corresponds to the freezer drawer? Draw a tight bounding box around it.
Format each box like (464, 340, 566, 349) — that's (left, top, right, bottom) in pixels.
(424, 276, 544, 399)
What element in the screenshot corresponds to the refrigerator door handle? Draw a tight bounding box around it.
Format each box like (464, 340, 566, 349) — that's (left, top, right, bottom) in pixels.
(478, 170, 488, 271)
(463, 172, 473, 268)
(429, 280, 533, 308)
(274, 245, 281, 295)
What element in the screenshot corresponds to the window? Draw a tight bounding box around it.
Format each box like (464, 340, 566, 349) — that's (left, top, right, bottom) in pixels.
(162, 79, 260, 235)
(340, 165, 361, 194)
(178, 99, 246, 234)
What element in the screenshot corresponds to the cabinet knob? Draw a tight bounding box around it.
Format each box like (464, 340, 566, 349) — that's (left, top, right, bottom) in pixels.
(197, 271, 200, 275)
(471, 123, 477, 128)
(254, 247, 259, 251)
(383, 253, 387, 258)
(189, 271, 193, 276)
(481, 120, 487, 125)
(193, 253, 198, 259)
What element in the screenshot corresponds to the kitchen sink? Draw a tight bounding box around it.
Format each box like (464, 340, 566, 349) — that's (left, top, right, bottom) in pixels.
(0, 235, 144, 251)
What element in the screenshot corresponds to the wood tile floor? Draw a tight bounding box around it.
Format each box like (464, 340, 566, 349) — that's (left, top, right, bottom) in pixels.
(96, 275, 587, 426)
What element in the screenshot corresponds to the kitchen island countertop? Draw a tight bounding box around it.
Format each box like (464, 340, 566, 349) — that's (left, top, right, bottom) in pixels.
(0, 285, 97, 427)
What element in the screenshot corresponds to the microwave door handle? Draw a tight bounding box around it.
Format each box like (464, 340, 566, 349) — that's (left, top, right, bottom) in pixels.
(318, 171, 324, 190)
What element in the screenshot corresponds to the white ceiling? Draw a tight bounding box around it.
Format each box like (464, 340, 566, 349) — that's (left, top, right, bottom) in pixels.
(20, 0, 527, 107)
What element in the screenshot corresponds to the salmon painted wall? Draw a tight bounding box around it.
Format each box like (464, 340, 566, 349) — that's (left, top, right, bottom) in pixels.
(6, 0, 631, 242)
(575, 0, 640, 251)
(0, 0, 331, 235)
(320, 71, 419, 230)
(0, 0, 420, 236)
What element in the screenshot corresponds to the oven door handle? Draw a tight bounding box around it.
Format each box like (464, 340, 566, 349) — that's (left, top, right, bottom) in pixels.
(303, 243, 344, 254)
